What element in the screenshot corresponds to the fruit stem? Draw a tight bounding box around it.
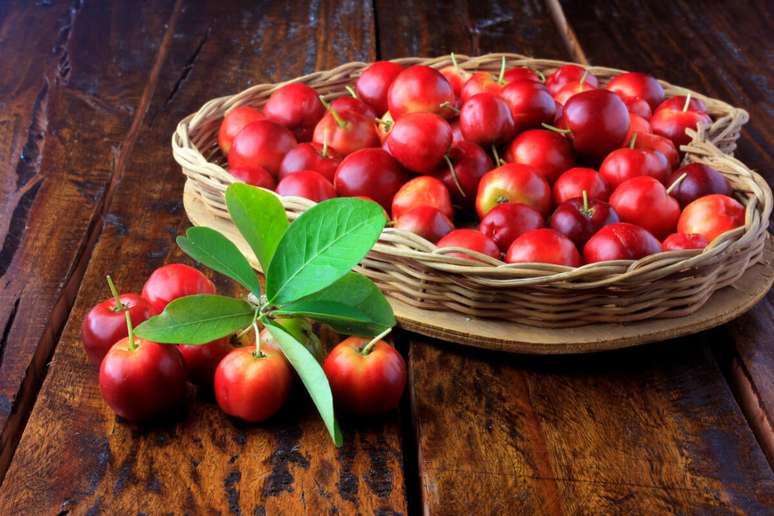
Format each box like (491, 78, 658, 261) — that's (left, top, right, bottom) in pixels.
(583, 190, 589, 212)
(252, 319, 266, 358)
(682, 93, 692, 113)
(491, 144, 504, 166)
(497, 55, 506, 85)
(450, 51, 460, 72)
(531, 67, 546, 82)
(444, 154, 466, 198)
(319, 95, 348, 129)
(375, 116, 393, 130)
(629, 132, 638, 149)
(439, 101, 459, 113)
(345, 85, 358, 98)
(106, 274, 125, 312)
(666, 172, 688, 194)
(125, 311, 137, 351)
(361, 327, 392, 355)
(541, 123, 572, 135)
(321, 128, 329, 158)
(579, 70, 588, 88)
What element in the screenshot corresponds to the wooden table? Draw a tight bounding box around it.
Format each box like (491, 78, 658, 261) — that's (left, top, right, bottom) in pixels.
(1, 1, 773, 513)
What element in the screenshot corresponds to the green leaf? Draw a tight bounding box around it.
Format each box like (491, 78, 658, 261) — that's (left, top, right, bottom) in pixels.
(265, 321, 342, 447)
(177, 226, 261, 296)
(266, 198, 386, 305)
(134, 295, 255, 345)
(225, 183, 288, 271)
(275, 272, 395, 336)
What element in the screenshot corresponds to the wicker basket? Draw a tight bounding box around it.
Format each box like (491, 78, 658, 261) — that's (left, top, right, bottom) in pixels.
(172, 53, 770, 327)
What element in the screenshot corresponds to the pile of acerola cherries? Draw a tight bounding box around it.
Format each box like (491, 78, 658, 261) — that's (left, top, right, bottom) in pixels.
(83, 265, 406, 423)
(220, 57, 745, 266)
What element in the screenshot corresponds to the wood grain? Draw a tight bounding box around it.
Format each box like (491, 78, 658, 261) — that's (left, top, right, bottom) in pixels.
(0, 1, 408, 514)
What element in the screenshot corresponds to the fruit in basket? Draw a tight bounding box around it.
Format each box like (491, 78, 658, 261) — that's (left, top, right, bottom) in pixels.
(450, 118, 464, 143)
(227, 120, 297, 176)
(662, 233, 709, 251)
(559, 89, 630, 160)
(545, 64, 599, 96)
(625, 114, 652, 142)
(624, 97, 652, 119)
(651, 95, 712, 147)
(437, 229, 500, 260)
(505, 228, 582, 267)
(459, 93, 515, 145)
(385, 112, 452, 172)
(553, 77, 596, 105)
(214, 346, 293, 422)
(475, 163, 552, 218)
(313, 98, 379, 156)
(278, 142, 341, 182)
(479, 202, 544, 252)
(666, 163, 732, 207)
(583, 222, 662, 263)
(503, 66, 542, 84)
(440, 54, 469, 97)
(142, 263, 216, 314)
(609, 176, 680, 239)
(331, 92, 377, 119)
(436, 140, 493, 206)
(394, 206, 454, 243)
(553, 167, 611, 204)
(607, 72, 665, 111)
(323, 336, 406, 416)
(391, 175, 453, 220)
(500, 80, 557, 133)
(264, 83, 326, 142)
(375, 111, 395, 143)
(460, 71, 506, 102)
(276, 170, 336, 202)
(387, 65, 455, 119)
(355, 60, 404, 116)
(550, 194, 620, 247)
(677, 193, 745, 242)
(504, 129, 575, 184)
(632, 131, 680, 170)
(229, 166, 276, 190)
(218, 106, 265, 155)
(177, 338, 232, 387)
(334, 148, 410, 211)
(599, 137, 670, 188)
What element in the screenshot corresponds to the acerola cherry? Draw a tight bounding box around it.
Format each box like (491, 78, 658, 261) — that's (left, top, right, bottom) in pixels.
(313, 98, 379, 156)
(607, 72, 665, 111)
(387, 65, 455, 119)
(553, 167, 611, 204)
(264, 83, 326, 142)
(583, 223, 662, 263)
(436, 141, 493, 206)
(331, 91, 377, 119)
(229, 166, 277, 190)
(334, 148, 410, 211)
(375, 112, 395, 144)
(609, 176, 680, 239)
(500, 80, 557, 133)
(662, 233, 709, 251)
(505, 228, 582, 267)
(450, 118, 464, 144)
(392, 175, 453, 220)
(436, 229, 500, 261)
(560, 89, 630, 160)
(633, 131, 680, 171)
(385, 112, 452, 173)
(550, 194, 620, 247)
(214, 345, 293, 422)
(677, 194, 745, 242)
(553, 78, 596, 105)
(394, 206, 454, 243)
(545, 64, 599, 96)
(440, 54, 469, 97)
(355, 61, 404, 116)
(503, 66, 542, 84)
(228, 120, 297, 177)
(625, 114, 652, 143)
(479, 202, 544, 252)
(624, 97, 652, 119)
(504, 129, 575, 184)
(651, 95, 712, 147)
(278, 142, 341, 182)
(323, 335, 407, 416)
(475, 163, 552, 219)
(666, 163, 731, 207)
(276, 170, 336, 202)
(142, 263, 216, 314)
(177, 338, 232, 387)
(218, 106, 265, 155)
(599, 138, 670, 188)
(459, 93, 515, 145)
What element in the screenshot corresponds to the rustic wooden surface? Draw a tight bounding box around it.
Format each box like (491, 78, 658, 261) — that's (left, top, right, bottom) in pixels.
(0, 0, 772, 514)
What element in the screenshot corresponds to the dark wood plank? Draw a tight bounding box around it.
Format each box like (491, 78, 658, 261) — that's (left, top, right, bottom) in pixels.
(559, 0, 774, 468)
(0, 0, 178, 478)
(0, 1, 408, 514)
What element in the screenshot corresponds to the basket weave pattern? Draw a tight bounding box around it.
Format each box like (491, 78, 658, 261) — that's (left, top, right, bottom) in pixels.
(172, 53, 770, 327)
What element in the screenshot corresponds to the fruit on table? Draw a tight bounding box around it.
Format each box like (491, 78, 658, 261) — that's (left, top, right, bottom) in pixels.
(99, 336, 187, 421)
(313, 98, 379, 156)
(553, 167, 611, 204)
(82, 293, 156, 363)
(227, 120, 297, 176)
(632, 131, 680, 171)
(459, 93, 515, 145)
(550, 194, 620, 247)
(218, 106, 265, 155)
(355, 60, 404, 116)
(259, 319, 325, 364)
(609, 176, 680, 239)
(599, 139, 670, 188)
(479, 202, 544, 252)
(677, 193, 745, 242)
(385, 112, 452, 173)
(651, 95, 712, 147)
(475, 163, 552, 218)
(276, 170, 336, 202)
(436, 141, 493, 206)
(505, 228, 582, 267)
(214, 346, 293, 422)
(278, 142, 341, 182)
(229, 166, 277, 190)
(504, 128, 575, 184)
(436, 228, 500, 260)
(334, 148, 410, 211)
(391, 175, 453, 220)
(177, 338, 233, 387)
(545, 64, 599, 96)
(500, 79, 557, 133)
(559, 89, 630, 160)
(662, 233, 709, 251)
(387, 65, 455, 119)
(264, 83, 326, 142)
(394, 206, 454, 243)
(323, 336, 407, 416)
(583, 222, 662, 263)
(666, 163, 731, 207)
(142, 263, 216, 314)
(606, 71, 665, 111)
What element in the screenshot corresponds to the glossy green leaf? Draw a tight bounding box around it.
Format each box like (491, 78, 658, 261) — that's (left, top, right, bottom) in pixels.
(135, 295, 254, 345)
(225, 183, 288, 271)
(265, 321, 342, 446)
(177, 226, 261, 295)
(266, 198, 386, 305)
(275, 272, 395, 336)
